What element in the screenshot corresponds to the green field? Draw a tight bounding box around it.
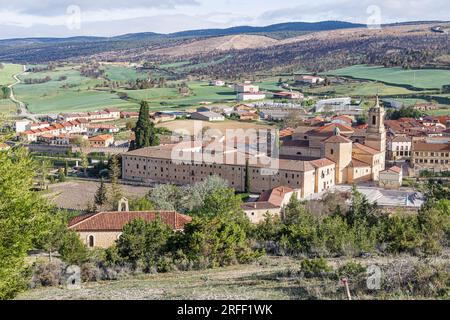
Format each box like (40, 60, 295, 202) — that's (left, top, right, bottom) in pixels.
(325, 65, 450, 90)
(15, 66, 139, 113)
(0, 63, 22, 86)
(105, 66, 149, 82)
(304, 81, 417, 96)
(119, 81, 235, 108)
(0, 98, 16, 114)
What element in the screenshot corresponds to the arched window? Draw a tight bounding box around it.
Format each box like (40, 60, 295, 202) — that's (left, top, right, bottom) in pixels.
(88, 235, 95, 248)
(330, 149, 334, 155)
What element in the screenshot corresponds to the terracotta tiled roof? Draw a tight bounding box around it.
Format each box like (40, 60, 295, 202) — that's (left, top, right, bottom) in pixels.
(323, 134, 352, 144)
(332, 115, 353, 124)
(69, 211, 192, 232)
(314, 123, 354, 134)
(350, 158, 371, 168)
(353, 143, 381, 155)
(89, 134, 113, 142)
(241, 202, 280, 211)
(282, 140, 309, 148)
(310, 158, 336, 168)
(391, 136, 411, 143)
(412, 142, 450, 152)
(258, 186, 294, 207)
(386, 166, 402, 174)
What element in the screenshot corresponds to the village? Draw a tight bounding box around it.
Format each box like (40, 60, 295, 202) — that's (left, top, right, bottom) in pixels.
(0, 12, 449, 301)
(2, 75, 447, 248)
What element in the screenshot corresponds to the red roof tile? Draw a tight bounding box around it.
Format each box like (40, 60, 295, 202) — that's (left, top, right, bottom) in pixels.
(69, 211, 192, 231)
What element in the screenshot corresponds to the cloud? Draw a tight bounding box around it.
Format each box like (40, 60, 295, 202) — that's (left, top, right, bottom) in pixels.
(257, 0, 450, 24)
(0, 0, 200, 16)
(0, 0, 447, 38)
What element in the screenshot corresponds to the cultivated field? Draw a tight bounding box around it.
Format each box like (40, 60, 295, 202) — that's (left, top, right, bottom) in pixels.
(304, 81, 417, 96)
(105, 65, 150, 82)
(0, 99, 16, 115)
(14, 65, 138, 114)
(156, 119, 274, 136)
(0, 63, 22, 86)
(119, 81, 236, 109)
(45, 180, 151, 211)
(325, 65, 450, 90)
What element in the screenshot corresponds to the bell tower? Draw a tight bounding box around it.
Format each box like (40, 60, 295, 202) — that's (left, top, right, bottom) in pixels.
(365, 96, 386, 168)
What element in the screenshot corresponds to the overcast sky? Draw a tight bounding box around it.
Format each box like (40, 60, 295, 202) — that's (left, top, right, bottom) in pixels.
(0, 0, 448, 39)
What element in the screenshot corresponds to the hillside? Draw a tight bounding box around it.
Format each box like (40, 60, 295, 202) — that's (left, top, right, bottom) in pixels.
(151, 34, 279, 57)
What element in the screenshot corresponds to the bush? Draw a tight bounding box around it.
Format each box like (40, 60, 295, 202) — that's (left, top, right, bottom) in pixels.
(301, 258, 332, 278)
(337, 261, 366, 281)
(58, 231, 89, 265)
(30, 261, 64, 287)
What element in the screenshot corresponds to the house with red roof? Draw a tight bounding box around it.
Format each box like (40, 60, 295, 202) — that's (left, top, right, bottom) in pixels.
(69, 199, 192, 248)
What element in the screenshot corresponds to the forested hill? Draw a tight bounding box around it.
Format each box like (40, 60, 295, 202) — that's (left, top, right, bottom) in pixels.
(0, 21, 365, 63)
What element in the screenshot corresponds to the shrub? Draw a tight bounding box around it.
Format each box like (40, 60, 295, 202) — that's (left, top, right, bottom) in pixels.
(58, 231, 89, 265)
(31, 261, 64, 287)
(301, 258, 332, 278)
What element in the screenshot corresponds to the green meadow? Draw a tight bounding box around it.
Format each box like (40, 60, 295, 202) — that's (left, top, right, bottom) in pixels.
(304, 81, 417, 96)
(105, 66, 149, 82)
(325, 65, 450, 90)
(0, 99, 16, 115)
(15, 66, 138, 114)
(0, 63, 22, 86)
(119, 81, 236, 109)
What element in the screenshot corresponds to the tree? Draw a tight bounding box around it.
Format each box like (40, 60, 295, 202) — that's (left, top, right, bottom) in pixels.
(108, 155, 123, 210)
(132, 101, 159, 150)
(1, 86, 10, 99)
(58, 231, 89, 265)
(244, 159, 251, 193)
(0, 147, 54, 299)
(149, 184, 183, 211)
(129, 197, 155, 211)
(180, 175, 229, 213)
(196, 187, 243, 220)
(94, 178, 108, 207)
(116, 218, 173, 270)
(80, 153, 89, 177)
(33, 211, 68, 262)
(181, 216, 259, 268)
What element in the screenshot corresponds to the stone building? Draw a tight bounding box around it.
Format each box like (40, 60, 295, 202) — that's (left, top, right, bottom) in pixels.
(280, 97, 387, 183)
(411, 140, 450, 175)
(122, 140, 335, 198)
(379, 166, 403, 189)
(387, 136, 412, 160)
(69, 205, 192, 249)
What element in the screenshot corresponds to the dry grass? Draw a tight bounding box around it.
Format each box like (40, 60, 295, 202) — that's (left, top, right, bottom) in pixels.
(45, 180, 150, 211)
(17, 253, 449, 300)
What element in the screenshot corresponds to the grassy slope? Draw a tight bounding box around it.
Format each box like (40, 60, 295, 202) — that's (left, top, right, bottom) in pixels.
(14, 66, 138, 113)
(105, 66, 149, 82)
(120, 82, 235, 109)
(17, 254, 446, 300)
(0, 63, 22, 86)
(0, 98, 16, 114)
(325, 65, 450, 90)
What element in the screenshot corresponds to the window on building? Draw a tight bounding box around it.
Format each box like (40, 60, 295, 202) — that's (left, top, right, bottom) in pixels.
(88, 235, 95, 248)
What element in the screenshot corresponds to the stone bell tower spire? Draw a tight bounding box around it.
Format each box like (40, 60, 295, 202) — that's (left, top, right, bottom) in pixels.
(365, 95, 386, 169)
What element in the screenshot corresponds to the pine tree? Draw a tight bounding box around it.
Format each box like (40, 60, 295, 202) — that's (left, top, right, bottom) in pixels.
(94, 178, 108, 207)
(244, 159, 251, 193)
(131, 100, 159, 150)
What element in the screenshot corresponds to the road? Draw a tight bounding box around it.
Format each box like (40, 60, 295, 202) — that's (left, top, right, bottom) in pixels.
(7, 65, 42, 121)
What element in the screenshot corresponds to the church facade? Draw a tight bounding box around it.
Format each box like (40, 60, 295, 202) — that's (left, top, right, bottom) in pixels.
(281, 97, 386, 184)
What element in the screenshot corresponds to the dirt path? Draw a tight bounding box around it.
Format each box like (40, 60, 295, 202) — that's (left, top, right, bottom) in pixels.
(8, 65, 40, 120)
